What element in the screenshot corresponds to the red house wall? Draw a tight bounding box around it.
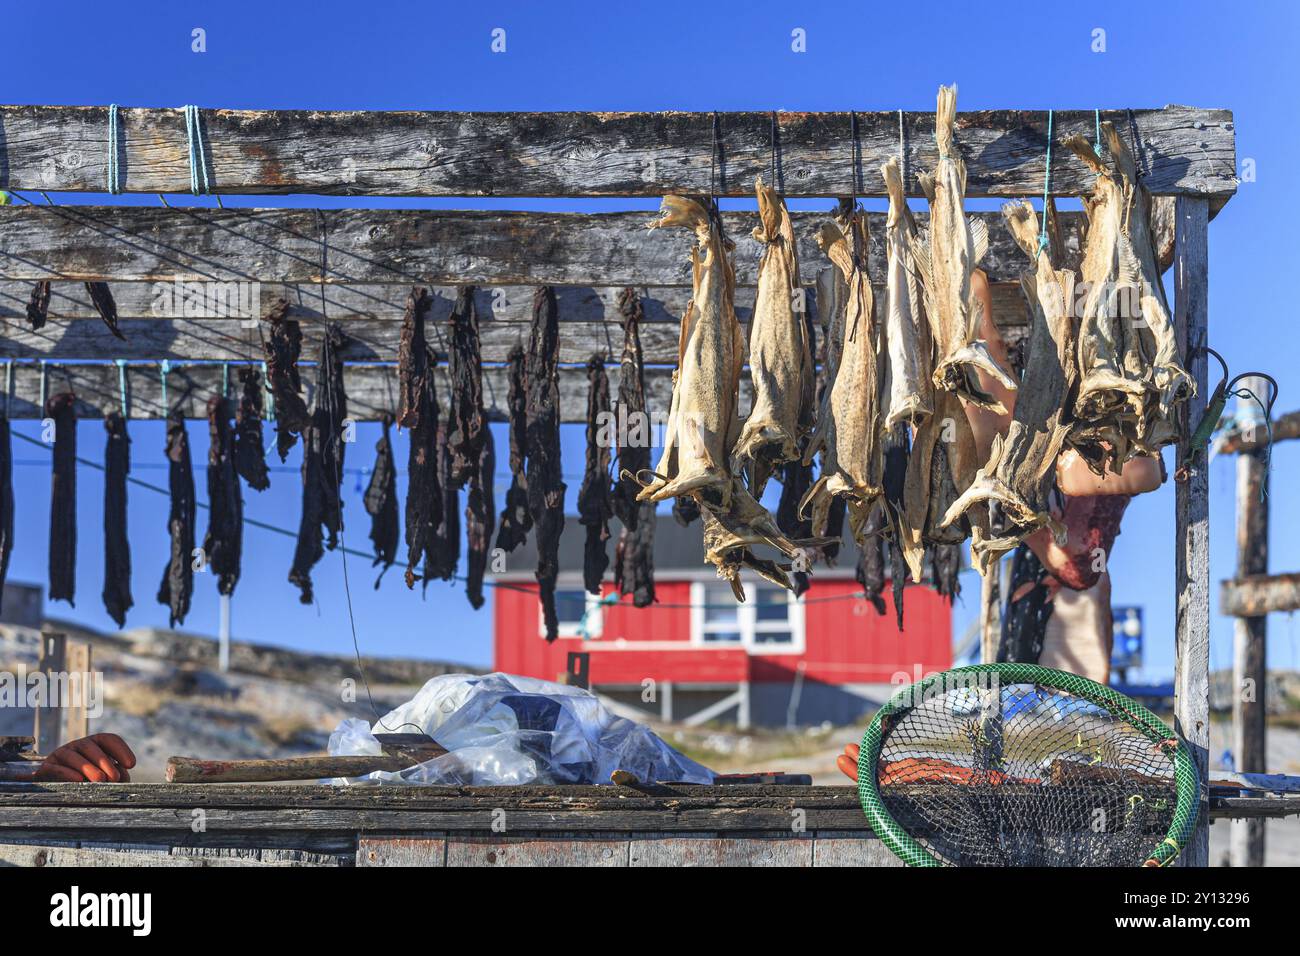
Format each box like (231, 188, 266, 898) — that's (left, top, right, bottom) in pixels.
(494, 578, 952, 686)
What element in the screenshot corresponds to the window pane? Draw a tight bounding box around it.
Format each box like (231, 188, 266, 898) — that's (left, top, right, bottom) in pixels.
(754, 587, 789, 622)
(753, 630, 793, 645)
(703, 587, 739, 625)
(553, 590, 588, 626)
(703, 630, 742, 643)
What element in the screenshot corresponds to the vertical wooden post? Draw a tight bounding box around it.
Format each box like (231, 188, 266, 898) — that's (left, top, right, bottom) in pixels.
(1174, 196, 1211, 867)
(1231, 377, 1269, 867)
(979, 560, 1002, 664)
(33, 630, 66, 755)
(63, 640, 92, 743)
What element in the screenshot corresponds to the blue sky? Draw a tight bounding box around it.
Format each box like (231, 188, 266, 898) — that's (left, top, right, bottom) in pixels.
(3, 0, 1298, 680)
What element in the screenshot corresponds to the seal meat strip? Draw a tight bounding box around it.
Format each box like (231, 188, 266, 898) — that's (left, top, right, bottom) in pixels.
(941, 200, 1074, 575)
(916, 84, 1016, 412)
(1064, 123, 1193, 470)
(610, 288, 656, 608)
(732, 176, 814, 497)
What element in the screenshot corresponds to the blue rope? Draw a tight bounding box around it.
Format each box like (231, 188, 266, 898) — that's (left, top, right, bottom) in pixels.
(107, 104, 123, 194)
(115, 359, 129, 417)
(1037, 109, 1054, 254)
(183, 105, 223, 207)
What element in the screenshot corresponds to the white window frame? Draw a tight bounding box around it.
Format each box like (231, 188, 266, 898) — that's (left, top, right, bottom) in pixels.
(689, 581, 805, 655)
(538, 587, 605, 640)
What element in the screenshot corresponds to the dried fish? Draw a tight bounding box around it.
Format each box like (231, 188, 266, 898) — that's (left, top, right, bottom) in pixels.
(637, 197, 742, 507)
(263, 299, 310, 461)
(495, 345, 532, 553)
(732, 176, 814, 497)
(941, 201, 1075, 575)
(233, 367, 270, 491)
(404, 345, 444, 589)
(100, 413, 132, 628)
(26, 281, 50, 330)
(203, 395, 243, 597)
(610, 288, 657, 606)
(156, 412, 195, 626)
(363, 415, 399, 586)
(47, 392, 78, 607)
(801, 205, 882, 546)
(85, 282, 125, 340)
(447, 286, 487, 489)
(398, 288, 434, 430)
(916, 85, 1015, 411)
(881, 157, 933, 431)
(464, 429, 496, 609)
(578, 356, 613, 594)
(527, 287, 567, 640)
(1064, 123, 1193, 468)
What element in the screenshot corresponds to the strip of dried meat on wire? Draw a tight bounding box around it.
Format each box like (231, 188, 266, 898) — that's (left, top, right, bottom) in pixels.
(425, 425, 460, 584)
(234, 366, 270, 491)
(47, 392, 78, 606)
(578, 356, 613, 595)
(776, 457, 814, 597)
(446, 287, 487, 490)
(929, 543, 963, 604)
(157, 412, 195, 626)
(26, 282, 51, 329)
(101, 412, 132, 627)
(203, 395, 243, 597)
(610, 288, 656, 607)
(263, 299, 310, 461)
(0, 414, 11, 615)
(397, 287, 433, 429)
(84, 282, 125, 340)
(364, 414, 399, 587)
(464, 429, 496, 609)
(527, 286, 567, 640)
(495, 345, 532, 553)
(732, 176, 815, 497)
(403, 340, 444, 589)
(288, 324, 349, 603)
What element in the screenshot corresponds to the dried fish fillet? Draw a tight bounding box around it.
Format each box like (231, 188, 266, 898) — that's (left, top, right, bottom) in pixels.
(1064, 123, 1193, 468)
(941, 201, 1074, 575)
(800, 207, 882, 545)
(881, 157, 933, 432)
(732, 176, 814, 497)
(637, 196, 742, 508)
(916, 85, 1016, 412)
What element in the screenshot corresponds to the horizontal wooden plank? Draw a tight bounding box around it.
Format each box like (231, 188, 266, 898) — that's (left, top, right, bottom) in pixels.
(0, 205, 1083, 286)
(0, 106, 1237, 199)
(1216, 409, 1300, 454)
(1220, 572, 1300, 617)
(0, 842, 343, 867)
(0, 360, 679, 422)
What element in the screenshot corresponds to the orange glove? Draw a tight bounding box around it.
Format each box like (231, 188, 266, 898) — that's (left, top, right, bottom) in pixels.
(35, 733, 136, 783)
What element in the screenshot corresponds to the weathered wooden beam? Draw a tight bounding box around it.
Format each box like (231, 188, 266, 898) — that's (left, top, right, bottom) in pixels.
(1215, 409, 1300, 454)
(1173, 195, 1211, 867)
(1231, 381, 1269, 867)
(1220, 572, 1300, 617)
(0, 106, 1237, 200)
(0, 206, 1085, 287)
(0, 361, 682, 423)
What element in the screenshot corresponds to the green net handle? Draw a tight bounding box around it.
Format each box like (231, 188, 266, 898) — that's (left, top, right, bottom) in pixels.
(856, 663, 1201, 868)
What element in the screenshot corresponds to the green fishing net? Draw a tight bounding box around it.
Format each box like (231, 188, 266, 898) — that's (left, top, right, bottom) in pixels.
(857, 664, 1200, 867)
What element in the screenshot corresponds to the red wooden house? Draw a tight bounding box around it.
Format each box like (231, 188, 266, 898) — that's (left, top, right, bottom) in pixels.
(494, 515, 953, 727)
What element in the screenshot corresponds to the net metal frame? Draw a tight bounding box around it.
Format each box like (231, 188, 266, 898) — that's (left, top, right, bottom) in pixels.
(856, 663, 1200, 867)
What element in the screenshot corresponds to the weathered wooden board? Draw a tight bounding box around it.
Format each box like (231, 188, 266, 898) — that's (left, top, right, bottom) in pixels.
(0, 841, 342, 867)
(355, 835, 445, 867)
(444, 833, 631, 867)
(1217, 409, 1300, 454)
(0, 106, 1237, 200)
(0, 361, 681, 422)
(1220, 572, 1300, 617)
(0, 206, 1082, 287)
(1173, 196, 1211, 868)
(627, 832, 813, 867)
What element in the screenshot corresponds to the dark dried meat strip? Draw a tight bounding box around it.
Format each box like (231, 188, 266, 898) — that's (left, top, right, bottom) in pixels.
(264, 299, 310, 461)
(464, 428, 496, 609)
(447, 286, 486, 490)
(364, 415, 399, 586)
(578, 356, 613, 595)
(398, 287, 433, 430)
(156, 412, 195, 626)
(403, 346, 443, 588)
(85, 282, 125, 340)
(101, 412, 132, 627)
(47, 392, 78, 607)
(526, 287, 567, 641)
(26, 281, 51, 330)
(495, 345, 532, 553)
(203, 396, 243, 597)
(234, 367, 270, 491)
